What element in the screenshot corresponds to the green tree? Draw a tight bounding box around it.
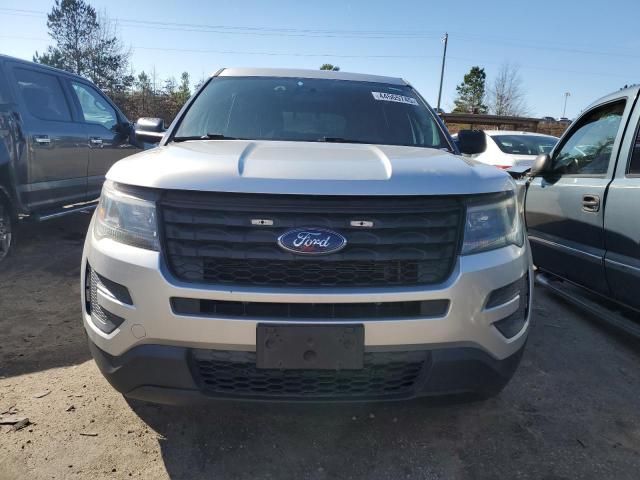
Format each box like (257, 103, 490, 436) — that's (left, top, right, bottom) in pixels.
(320, 64, 340, 71)
(177, 72, 191, 104)
(33, 0, 131, 93)
(136, 71, 152, 93)
(453, 66, 488, 114)
(135, 71, 152, 115)
(157, 77, 183, 122)
(163, 77, 177, 97)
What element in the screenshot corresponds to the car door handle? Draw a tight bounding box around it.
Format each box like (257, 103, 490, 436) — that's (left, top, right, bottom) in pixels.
(33, 135, 51, 145)
(89, 137, 103, 146)
(582, 194, 601, 213)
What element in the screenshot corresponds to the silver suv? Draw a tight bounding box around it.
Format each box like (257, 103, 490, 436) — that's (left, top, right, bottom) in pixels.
(81, 68, 532, 404)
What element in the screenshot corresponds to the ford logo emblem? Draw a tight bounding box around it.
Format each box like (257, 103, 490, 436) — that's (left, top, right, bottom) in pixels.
(277, 228, 347, 255)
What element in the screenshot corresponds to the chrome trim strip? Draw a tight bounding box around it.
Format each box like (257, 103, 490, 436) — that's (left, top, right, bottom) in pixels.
(605, 257, 640, 274)
(528, 235, 601, 261)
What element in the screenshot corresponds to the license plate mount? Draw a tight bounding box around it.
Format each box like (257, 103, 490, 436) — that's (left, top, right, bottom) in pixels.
(256, 324, 364, 370)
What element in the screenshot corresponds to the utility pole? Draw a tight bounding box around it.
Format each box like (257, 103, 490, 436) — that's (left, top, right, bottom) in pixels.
(562, 91, 571, 118)
(436, 32, 448, 113)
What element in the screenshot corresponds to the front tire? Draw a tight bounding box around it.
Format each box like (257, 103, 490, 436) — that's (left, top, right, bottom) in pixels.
(0, 197, 13, 262)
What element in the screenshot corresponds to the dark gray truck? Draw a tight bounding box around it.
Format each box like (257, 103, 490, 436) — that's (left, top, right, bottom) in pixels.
(524, 85, 640, 333)
(0, 55, 142, 260)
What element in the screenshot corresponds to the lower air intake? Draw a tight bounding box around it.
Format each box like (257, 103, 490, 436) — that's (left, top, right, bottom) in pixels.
(190, 350, 430, 400)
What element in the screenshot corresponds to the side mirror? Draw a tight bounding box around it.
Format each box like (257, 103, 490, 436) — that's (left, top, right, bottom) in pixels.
(114, 121, 135, 137)
(530, 154, 551, 176)
(457, 130, 486, 155)
(134, 117, 165, 144)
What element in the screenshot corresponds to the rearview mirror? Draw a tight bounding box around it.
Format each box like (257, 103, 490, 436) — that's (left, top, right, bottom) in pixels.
(134, 117, 165, 144)
(457, 130, 486, 155)
(530, 154, 551, 176)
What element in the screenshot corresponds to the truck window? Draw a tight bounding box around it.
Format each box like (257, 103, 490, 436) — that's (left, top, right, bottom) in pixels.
(13, 68, 71, 122)
(629, 123, 640, 175)
(550, 100, 625, 176)
(71, 81, 118, 130)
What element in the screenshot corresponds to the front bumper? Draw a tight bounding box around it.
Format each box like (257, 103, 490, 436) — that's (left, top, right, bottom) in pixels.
(89, 339, 526, 404)
(82, 215, 532, 401)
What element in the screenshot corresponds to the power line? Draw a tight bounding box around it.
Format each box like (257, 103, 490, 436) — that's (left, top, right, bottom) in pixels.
(134, 45, 442, 59)
(1, 33, 632, 80)
(0, 34, 438, 59)
(448, 32, 640, 60)
(0, 8, 442, 39)
(114, 22, 441, 39)
(1, 6, 639, 61)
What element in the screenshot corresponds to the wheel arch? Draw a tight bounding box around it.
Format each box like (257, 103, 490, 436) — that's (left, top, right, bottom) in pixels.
(0, 167, 16, 219)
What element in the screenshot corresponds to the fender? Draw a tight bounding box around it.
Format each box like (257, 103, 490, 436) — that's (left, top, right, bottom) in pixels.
(0, 149, 16, 215)
(0, 108, 27, 214)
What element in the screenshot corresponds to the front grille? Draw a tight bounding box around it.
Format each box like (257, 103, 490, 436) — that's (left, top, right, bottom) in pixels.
(190, 350, 430, 400)
(171, 297, 450, 320)
(160, 192, 463, 287)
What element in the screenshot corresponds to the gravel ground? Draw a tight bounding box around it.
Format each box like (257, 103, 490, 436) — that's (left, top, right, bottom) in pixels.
(0, 215, 639, 480)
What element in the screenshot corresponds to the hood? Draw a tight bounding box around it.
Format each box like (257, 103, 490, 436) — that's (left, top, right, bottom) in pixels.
(107, 140, 515, 196)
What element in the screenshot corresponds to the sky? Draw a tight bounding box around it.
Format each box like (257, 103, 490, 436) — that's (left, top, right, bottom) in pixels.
(1, 0, 640, 119)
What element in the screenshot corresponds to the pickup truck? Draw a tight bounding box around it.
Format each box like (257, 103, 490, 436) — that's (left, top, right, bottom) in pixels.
(81, 68, 533, 404)
(0, 55, 142, 261)
(459, 87, 639, 334)
(523, 86, 640, 335)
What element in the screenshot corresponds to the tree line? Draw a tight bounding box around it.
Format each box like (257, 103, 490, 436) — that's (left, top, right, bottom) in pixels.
(452, 64, 529, 116)
(33, 0, 202, 123)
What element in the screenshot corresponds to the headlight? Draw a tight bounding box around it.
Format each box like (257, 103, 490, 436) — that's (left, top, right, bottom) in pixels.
(462, 192, 523, 255)
(94, 181, 159, 251)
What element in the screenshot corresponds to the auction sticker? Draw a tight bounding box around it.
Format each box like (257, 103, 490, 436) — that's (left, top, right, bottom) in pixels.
(372, 92, 419, 105)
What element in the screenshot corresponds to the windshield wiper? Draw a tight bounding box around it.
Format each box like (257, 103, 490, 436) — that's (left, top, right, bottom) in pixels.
(317, 137, 444, 149)
(173, 133, 238, 142)
(317, 136, 370, 144)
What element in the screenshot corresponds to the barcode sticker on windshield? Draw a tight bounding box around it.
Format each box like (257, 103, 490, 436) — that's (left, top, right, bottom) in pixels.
(372, 92, 419, 105)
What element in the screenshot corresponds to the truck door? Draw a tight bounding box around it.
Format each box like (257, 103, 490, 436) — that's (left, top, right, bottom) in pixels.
(10, 65, 88, 210)
(604, 96, 640, 311)
(67, 80, 140, 201)
(525, 98, 628, 295)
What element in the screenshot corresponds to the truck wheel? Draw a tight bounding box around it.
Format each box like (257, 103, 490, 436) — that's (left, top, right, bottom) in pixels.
(0, 197, 12, 261)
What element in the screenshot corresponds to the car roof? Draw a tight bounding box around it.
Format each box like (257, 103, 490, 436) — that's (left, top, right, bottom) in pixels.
(483, 130, 558, 138)
(583, 84, 640, 112)
(0, 54, 91, 83)
(216, 67, 407, 85)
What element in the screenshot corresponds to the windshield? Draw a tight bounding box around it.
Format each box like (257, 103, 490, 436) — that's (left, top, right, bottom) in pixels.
(173, 76, 450, 149)
(492, 134, 557, 155)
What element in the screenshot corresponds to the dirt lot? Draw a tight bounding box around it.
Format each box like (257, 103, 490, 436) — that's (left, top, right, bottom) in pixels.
(0, 215, 639, 480)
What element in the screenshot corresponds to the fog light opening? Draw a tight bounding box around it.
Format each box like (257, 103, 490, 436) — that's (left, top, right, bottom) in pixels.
(87, 264, 128, 334)
(492, 274, 530, 339)
(91, 307, 125, 335)
(84, 263, 92, 315)
(493, 311, 527, 339)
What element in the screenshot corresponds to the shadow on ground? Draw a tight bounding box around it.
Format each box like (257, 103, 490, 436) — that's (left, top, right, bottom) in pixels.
(131, 396, 496, 479)
(0, 213, 92, 377)
(126, 292, 640, 479)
